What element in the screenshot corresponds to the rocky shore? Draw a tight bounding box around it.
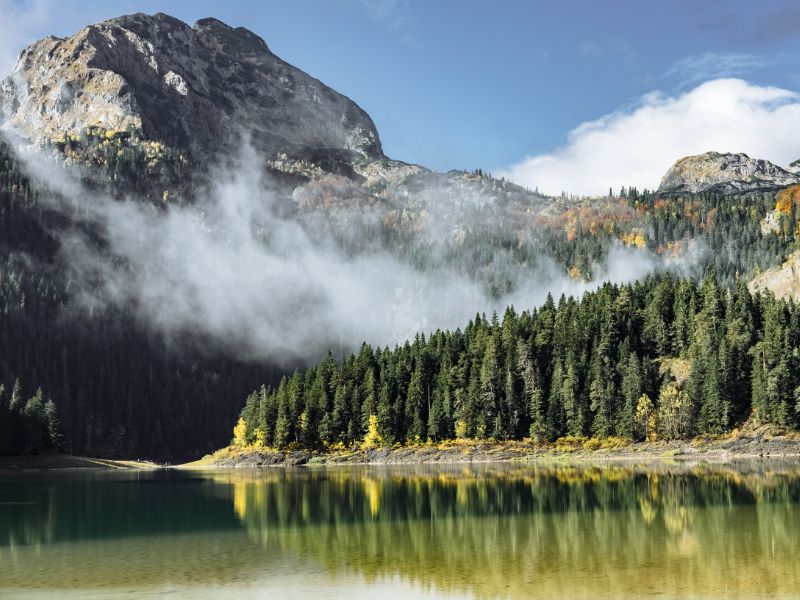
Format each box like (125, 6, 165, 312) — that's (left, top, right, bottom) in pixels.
(185, 429, 800, 468)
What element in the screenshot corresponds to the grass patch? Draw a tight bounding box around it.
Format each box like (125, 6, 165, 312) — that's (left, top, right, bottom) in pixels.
(553, 436, 632, 453)
(660, 449, 683, 458)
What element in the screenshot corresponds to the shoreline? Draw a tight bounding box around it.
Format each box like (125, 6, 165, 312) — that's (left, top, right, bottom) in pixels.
(0, 454, 162, 472)
(6, 429, 800, 472)
(182, 429, 800, 469)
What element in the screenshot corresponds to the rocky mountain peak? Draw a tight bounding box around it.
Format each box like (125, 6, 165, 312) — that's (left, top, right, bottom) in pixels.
(1, 12, 383, 162)
(657, 151, 800, 195)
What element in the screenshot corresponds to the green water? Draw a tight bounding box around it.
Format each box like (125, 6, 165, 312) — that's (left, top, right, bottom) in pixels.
(2, 462, 800, 599)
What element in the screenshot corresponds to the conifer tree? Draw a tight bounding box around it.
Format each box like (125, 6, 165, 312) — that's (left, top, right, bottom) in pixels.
(405, 363, 425, 442)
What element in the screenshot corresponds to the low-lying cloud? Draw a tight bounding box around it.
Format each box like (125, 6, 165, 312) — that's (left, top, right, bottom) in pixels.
(10, 141, 686, 365)
(497, 78, 800, 196)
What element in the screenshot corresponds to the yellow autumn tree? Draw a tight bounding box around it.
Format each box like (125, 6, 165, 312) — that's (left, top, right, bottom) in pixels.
(635, 394, 657, 442)
(361, 414, 384, 449)
(621, 229, 646, 248)
(775, 184, 800, 214)
(252, 428, 266, 449)
(233, 417, 248, 448)
(657, 383, 690, 440)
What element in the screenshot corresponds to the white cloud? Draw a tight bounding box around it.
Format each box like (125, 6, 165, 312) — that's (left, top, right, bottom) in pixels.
(9, 138, 684, 365)
(497, 78, 800, 196)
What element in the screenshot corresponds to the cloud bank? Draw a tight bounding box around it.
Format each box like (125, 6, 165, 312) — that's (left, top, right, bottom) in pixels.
(10, 140, 678, 366)
(498, 78, 800, 196)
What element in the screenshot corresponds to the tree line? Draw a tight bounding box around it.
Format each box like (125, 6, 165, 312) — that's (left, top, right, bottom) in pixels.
(234, 272, 799, 449)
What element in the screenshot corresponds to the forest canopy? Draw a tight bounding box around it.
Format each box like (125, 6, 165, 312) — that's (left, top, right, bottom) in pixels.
(234, 273, 799, 449)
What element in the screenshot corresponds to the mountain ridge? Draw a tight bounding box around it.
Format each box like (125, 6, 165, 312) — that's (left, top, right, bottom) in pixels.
(657, 151, 800, 195)
(1, 12, 383, 164)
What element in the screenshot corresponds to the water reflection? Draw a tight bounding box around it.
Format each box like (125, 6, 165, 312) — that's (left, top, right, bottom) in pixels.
(2, 462, 800, 598)
(215, 463, 800, 599)
(0, 471, 238, 547)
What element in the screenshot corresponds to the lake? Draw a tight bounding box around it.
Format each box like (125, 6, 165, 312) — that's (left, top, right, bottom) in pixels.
(1, 461, 800, 599)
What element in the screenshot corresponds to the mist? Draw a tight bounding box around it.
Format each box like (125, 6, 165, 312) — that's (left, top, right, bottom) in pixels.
(10, 139, 695, 366)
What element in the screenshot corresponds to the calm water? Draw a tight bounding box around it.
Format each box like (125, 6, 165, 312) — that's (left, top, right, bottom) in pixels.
(2, 462, 800, 599)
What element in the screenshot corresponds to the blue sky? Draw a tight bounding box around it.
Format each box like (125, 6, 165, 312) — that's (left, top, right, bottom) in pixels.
(2, 0, 800, 193)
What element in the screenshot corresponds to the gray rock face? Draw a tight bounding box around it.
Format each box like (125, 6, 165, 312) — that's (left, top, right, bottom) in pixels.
(657, 152, 800, 195)
(748, 250, 800, 301)
(0, 11, 550, 223)
(0, 12, 383, 161)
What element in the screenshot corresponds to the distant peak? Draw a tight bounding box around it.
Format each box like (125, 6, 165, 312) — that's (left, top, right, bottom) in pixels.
(676, 151, 749, 162)
(658, 151, 799, 195)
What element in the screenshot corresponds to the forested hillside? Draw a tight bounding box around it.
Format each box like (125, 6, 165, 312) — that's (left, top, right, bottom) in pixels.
(531, 186, 790, 288)
(234, 273, 800, 448)
(3, 125, 800, 458)
(0, 142, 273, 458)
(0, 380, 63, 455)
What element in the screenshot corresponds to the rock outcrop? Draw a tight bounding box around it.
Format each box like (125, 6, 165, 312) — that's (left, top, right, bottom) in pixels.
(657, 152, 800, 195)
(0, 13, 383, 162)
(748, 251, 800, 301)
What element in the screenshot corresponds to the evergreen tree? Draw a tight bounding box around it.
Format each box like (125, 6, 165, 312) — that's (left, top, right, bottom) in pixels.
(619, 353, 643, 439)
(0, 385, 10, 455)
(22, 389, 48, 454)
(479, 337, 500, 438)
(405, 363, 425, 442)
(43, 397, 63, 450)
(427, 364, 450, 441)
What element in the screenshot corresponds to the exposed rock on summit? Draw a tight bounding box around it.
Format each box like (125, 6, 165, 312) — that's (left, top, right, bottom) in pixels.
(0, 12, 550, 224)
(0, 13, 383, 162)
(657, 152, 800, 195)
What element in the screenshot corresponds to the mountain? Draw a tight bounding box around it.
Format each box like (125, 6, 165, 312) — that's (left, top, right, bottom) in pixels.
(0, 12, 553, 459)
(0, 12, 548, 214)
(1, 13, 382, 163)
(657, 152, 800, 195)
(1, 12, 799, 460)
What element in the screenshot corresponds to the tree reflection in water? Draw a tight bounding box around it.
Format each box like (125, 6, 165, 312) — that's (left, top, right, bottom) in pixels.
(2, 462, 800, 598)
(218, 462, 800, 599)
